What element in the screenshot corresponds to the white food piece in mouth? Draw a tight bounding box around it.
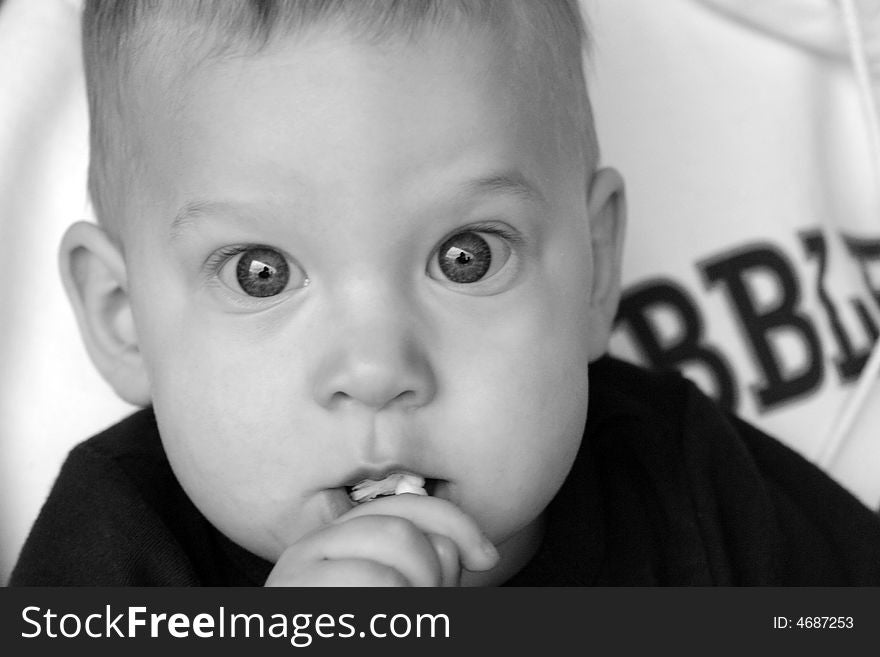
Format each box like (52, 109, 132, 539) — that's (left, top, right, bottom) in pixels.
(349, 473, 427, 503)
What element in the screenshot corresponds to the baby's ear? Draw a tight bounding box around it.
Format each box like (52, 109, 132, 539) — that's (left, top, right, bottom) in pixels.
(59, 221, 151, 406)
(586, 167, 627, 360)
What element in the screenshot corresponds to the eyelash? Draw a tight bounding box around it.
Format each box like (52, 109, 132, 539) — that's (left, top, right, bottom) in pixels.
(429, 221, 525, 291)
(204, 225, 523, 271)
(202, 244, 302, 311)
(204, 245, 250, 275)
(202, 222, 525, 302)
(459, 222, 524, 248)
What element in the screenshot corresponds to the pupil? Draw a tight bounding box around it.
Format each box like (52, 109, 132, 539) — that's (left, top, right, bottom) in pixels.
(437, 232, 491, 284)
(236, 247, 290, 297)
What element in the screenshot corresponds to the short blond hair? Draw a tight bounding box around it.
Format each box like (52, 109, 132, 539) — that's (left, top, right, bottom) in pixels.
(82, 0, 598, 234)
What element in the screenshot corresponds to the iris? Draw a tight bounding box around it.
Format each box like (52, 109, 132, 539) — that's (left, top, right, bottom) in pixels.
(437, 232, 492, 283)
(236, 247, 290, 297)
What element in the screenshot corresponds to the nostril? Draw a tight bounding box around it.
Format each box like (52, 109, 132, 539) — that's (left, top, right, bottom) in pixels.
(329, 390, 352, 405)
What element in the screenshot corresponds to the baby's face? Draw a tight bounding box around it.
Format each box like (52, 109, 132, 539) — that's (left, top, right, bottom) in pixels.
(122, 25, 607, 565)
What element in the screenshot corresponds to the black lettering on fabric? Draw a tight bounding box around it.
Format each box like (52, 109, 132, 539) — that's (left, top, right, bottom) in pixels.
(700, 244, 822, 410)
(841, 233, 880, 311)
(800, 230, 878, 382)
(614, 278, 737, 410)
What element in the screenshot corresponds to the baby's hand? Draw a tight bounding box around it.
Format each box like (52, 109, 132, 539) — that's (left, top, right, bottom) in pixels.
(264, 495, 498, 587)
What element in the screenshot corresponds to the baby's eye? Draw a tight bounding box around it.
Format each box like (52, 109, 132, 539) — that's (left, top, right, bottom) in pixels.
(216, 246, 307, 297)
(428, 230, 512, 284)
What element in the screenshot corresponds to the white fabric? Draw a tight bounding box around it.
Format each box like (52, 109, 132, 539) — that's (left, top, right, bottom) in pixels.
(586, 0, 880, 508)
(0, 0, 134, 585)
(698, 0, 880, 64)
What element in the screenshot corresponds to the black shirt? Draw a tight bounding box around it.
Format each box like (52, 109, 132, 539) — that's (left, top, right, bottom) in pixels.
(11, 357, 880, 585)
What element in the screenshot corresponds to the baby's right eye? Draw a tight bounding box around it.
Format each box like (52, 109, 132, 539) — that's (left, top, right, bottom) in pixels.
(214, 246, 308, 298)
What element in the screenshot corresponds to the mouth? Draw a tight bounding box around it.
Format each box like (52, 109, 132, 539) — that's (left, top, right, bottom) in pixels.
(344, 472, 440, 505)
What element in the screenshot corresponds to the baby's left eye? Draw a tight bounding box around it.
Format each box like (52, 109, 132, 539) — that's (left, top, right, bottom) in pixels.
(215, 246, 308, 298)
(428, 230, 512, 285)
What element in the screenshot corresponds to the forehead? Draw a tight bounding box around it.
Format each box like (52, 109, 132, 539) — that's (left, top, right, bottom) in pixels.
(127, 23, 582, 234)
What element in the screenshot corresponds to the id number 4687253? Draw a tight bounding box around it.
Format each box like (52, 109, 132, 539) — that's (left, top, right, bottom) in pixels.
(772, 616, 854, 629)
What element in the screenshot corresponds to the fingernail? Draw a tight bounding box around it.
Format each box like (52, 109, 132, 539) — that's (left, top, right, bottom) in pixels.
(465, 536, 499, 571)
(481, 536, 499, 563)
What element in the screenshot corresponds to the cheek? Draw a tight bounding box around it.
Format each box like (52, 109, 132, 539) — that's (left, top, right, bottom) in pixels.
(129, 278, 328, 550)
(446, 359, 588, 543)
(436, 286, 592, 540)
(146, 339, 332, 559)
(148, 336, 291, 473)
(129, 252, 307, 427)
(144, 322, 315, 474)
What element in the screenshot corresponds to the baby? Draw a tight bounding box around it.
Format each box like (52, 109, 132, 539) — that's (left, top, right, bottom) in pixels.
(11, 0, 880, 586)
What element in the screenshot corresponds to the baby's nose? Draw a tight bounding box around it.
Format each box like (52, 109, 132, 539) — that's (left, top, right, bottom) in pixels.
(312, 298, 437, 412)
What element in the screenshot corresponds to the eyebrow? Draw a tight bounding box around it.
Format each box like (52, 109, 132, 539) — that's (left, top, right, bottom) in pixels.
(168, 171, 546, 240)
(169, 199, 256, 241)
(464, 171, 548, 208)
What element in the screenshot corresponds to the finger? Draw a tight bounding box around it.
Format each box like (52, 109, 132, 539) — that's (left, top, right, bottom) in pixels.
(274, 515, 443, 587)
(266, 558, 411, 587)
(338, 494, 499, 572)
(427, 533, 460, 587)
